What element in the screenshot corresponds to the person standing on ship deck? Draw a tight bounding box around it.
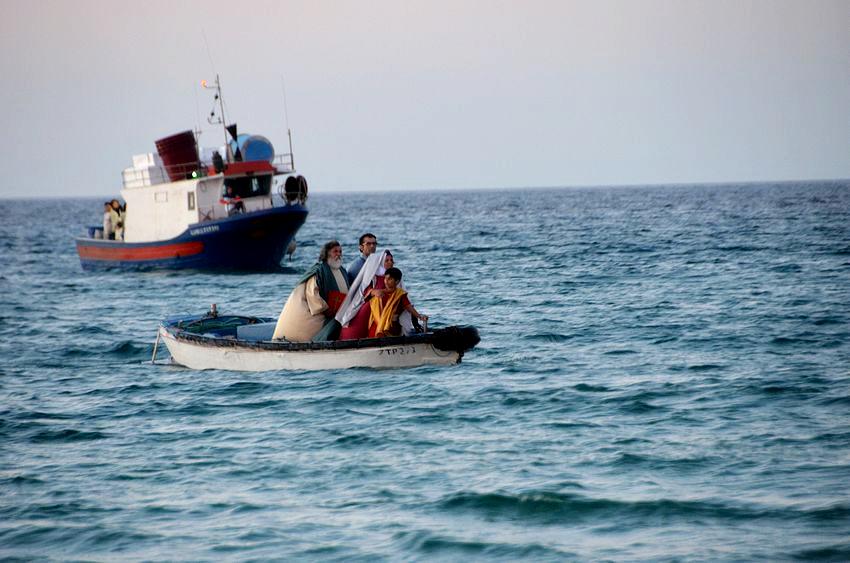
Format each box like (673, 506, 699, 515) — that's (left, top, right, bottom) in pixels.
(109, 199, 124, 241)
(102, 202, 113, 240)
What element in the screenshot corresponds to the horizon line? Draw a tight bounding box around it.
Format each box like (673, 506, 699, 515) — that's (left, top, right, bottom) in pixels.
(1, 177, 848, 201)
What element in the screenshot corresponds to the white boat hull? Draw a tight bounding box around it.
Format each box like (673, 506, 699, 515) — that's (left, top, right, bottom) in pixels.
(159, 326, 462, 371)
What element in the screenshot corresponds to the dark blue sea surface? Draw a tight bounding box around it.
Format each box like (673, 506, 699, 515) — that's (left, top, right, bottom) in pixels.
(1, 181, 849, 561)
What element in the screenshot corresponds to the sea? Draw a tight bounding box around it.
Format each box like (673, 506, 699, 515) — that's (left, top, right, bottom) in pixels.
(1, 181, 849, 561)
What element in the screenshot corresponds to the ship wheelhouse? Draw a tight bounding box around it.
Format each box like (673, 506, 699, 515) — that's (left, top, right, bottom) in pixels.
(117, 135, 302, 243)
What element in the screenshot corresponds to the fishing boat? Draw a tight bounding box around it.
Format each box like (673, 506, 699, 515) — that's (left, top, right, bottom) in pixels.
(155, 307, 481, 371)
(75, 77, 308, 271)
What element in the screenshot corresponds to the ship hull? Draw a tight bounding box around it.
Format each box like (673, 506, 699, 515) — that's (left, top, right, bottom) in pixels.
(76, 205, 308, 271)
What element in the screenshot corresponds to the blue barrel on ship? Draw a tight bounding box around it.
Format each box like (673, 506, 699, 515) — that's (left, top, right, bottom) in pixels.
(230, 134, 275, 162)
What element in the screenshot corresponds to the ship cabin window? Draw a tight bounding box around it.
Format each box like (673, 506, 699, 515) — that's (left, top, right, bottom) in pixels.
(223, 174, 272, 199)
(187, 192, 196, 210)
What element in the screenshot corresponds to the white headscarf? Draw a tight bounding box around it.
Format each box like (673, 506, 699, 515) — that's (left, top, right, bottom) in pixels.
(335, 249, 411, 331)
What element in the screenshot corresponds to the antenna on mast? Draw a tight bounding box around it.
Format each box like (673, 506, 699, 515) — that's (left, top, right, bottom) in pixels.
(203, 75, 234, 162)
(193, 82, 202, 144)
(281, 75, 295, 172)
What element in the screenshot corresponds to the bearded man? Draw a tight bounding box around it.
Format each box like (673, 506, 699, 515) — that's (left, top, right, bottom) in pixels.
(272, 240, 349, 341)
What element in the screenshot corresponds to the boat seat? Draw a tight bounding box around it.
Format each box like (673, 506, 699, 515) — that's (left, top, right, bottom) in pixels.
(236, 322, 277, 341)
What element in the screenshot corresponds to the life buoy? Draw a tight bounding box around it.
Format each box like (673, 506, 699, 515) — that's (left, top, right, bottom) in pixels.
(283, 175, 308, 203)
(284, 175, 300, 201)
(297, 175, 309, 199)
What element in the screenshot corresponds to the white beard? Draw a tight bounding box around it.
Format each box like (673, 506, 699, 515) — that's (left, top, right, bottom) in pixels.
(328, 257, 342, 270)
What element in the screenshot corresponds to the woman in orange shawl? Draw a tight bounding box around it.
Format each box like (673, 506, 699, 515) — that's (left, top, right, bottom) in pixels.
(367, 267, 428, 338)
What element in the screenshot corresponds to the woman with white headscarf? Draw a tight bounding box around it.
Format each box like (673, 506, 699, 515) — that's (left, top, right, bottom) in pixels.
(337, 249, 414, 339)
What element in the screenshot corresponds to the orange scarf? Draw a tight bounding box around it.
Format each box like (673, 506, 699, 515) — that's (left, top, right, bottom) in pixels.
(370, 288, 407, 337)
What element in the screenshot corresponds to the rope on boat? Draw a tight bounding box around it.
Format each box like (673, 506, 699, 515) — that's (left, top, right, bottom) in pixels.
(151, 329, 161, 364)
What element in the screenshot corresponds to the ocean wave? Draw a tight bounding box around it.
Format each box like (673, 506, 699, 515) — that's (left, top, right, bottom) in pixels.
(522, 332, 574, 343)
(59, 340, 148, 359)
(790, 542, 850, 561)
(69, 325, 109, 335)
(437, 490, 849, 526)
(332, 433, 383, 447)
(804, 503, 850, 522)
(3, 500, 120, 521)
(602, 349, 638, 355)
(12, 410, 76, 422)
(28, 428, 108, 443)
(603, 399, 667, 414)
(458, 245, 518, 253)
(651, 334, 680, 344)
(1, 474, 46, 486)
(820, 395, 850, 407)
(573, 383, 611, 392)
(760, 384, 820, 395)
(500, 394, 544, 407)
(812, 315, 847, 326)
(225, 464, 296, 480)
(544, 420, 602, 429)
(714, 245, 768, 252)
(772, 331, 826, 345)
(612, 451, 715, 471)
(685, 363, 727, 372)
(220, 380, 276, 396)
(106, 340, 148, 356)
(393, 529, 569, 559)
(771, 263, 803, 273)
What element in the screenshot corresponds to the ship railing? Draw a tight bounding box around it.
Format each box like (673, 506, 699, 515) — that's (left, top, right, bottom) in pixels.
(122, 154, 296, 189)
(122, 165, 171, 189)
(121, 161, 206, 189)
(271, 153, 295, 174)
(197, 196, 275, 223)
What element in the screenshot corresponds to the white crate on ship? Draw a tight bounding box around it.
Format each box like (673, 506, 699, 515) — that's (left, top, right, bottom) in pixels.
(132, 153, 163, 169)
(123, 166, 167, 187)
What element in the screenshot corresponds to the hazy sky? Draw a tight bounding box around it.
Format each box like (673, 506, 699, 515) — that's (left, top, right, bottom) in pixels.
(1, 0, 848, 197)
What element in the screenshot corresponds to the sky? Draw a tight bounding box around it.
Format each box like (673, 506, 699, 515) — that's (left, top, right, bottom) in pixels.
(1, 0, 848, 198)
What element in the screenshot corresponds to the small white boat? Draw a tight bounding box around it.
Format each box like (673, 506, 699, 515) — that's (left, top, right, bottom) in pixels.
(156, 308, 480, 371)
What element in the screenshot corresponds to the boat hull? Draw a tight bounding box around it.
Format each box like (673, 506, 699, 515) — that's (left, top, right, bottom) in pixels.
(157, 314, 480, 371)
(76, 205, 307, 271)
(160, 327, 462, 371)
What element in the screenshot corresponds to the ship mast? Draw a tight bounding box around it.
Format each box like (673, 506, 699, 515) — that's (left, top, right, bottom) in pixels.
(281, 75, 295, 172)
(203, 75, 233, 162)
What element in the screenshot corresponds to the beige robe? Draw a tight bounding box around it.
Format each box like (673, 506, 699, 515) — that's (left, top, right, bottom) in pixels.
(109, 208, 124, 240)
(272, 269, 349, 341)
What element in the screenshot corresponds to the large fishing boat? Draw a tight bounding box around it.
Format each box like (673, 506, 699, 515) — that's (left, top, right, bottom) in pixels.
(75, 77, 308, 271)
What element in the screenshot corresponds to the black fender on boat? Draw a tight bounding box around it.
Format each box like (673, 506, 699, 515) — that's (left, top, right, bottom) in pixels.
(430, 326, 480, 353)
